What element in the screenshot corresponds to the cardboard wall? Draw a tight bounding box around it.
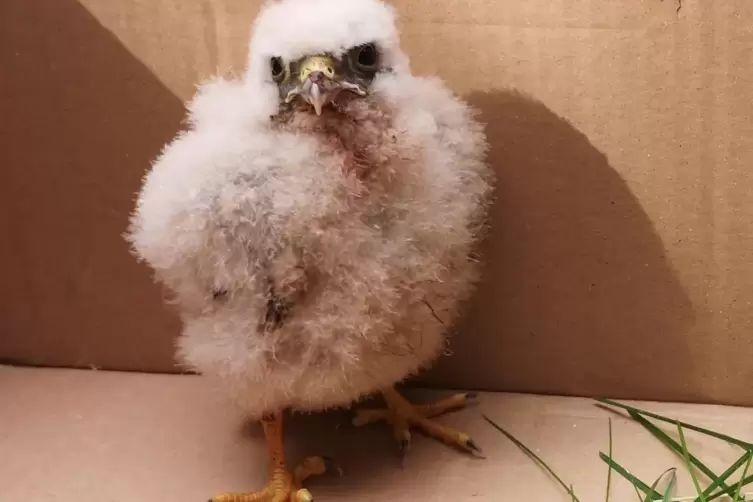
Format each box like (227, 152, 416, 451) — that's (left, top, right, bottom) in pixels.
(2, 0, 752, 405)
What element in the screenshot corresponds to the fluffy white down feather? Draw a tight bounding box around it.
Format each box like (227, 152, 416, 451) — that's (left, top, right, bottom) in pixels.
(127, 0, 494, 418)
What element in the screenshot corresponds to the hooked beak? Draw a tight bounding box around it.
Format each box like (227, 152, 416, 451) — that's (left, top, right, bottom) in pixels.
(285, 55, 338, 116)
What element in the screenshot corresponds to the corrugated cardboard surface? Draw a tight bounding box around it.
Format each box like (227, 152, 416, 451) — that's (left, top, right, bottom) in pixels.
(5, 366, 753, 502)
(2, 1, 753, 404)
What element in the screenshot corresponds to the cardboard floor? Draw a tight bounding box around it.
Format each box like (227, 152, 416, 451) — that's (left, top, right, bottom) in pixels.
(3, 365, 753, 501)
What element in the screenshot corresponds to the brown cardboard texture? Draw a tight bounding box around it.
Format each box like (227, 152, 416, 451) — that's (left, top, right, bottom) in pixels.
(2, 0, 753, 406)
(4, 366, 753, 501)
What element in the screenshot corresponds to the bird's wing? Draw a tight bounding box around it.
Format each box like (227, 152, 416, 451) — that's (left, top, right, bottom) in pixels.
(132, 77, 326, 330)
(130, 78, 312, 320)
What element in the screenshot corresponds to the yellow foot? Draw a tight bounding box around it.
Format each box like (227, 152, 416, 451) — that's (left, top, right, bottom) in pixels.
(210, 456, 331, 502)
(210, 413, 337, 502)
(353, 388, 483, 459)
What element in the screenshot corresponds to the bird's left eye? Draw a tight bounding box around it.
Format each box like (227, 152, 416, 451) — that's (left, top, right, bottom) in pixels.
(351, 43, 379, 71)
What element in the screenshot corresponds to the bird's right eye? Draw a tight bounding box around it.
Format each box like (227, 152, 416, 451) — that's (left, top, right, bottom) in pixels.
(270, 57, 285, 82)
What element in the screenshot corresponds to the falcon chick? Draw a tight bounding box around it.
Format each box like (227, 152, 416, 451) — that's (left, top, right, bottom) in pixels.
(127, 0, 494, 500)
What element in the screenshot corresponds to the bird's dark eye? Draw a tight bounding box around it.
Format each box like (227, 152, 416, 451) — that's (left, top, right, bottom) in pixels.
(353, 43, 379, 70)
(270, 57, 285, 82)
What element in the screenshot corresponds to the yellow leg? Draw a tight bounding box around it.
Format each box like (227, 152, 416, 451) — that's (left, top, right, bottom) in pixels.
(353, 388, 482, 458)
(210, 413, 330, 502)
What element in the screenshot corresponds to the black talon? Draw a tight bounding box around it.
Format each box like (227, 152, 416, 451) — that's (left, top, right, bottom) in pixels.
(398, 438, 410, 468)
(322, 456, 344, 477)
(466, 438, 483, 454)
(464, 392, 479, 400)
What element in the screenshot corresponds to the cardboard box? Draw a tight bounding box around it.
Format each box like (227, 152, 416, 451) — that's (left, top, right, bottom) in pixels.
(2, 0, 753, 500)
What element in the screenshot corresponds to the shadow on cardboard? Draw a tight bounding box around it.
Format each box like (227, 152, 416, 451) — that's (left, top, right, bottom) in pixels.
(0, 0, 183, 371)
(417, 89, 698, 403)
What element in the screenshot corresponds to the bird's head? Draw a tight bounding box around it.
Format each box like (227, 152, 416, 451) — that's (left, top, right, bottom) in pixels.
(245, 0, 410, 116)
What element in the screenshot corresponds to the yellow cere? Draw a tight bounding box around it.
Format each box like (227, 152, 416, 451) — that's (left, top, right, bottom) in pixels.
(298, 56, 336, 82)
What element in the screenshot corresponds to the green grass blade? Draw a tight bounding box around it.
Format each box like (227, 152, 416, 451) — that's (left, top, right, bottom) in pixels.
(707, 473, 753, 502)
(662, 469, 678, 502)
(699, 452, 751, 500)
(606, 418, 613, 502)
(596, 398, 753, 450)
(633, 481, 648, 502)
(678, 422, 707, 502)
(600, 452, 661, 500)
(484, 414, 581, 502)
(627, 410, 736, 495)
(645, 468, 676, 502)
(733, 452, 753, 502)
